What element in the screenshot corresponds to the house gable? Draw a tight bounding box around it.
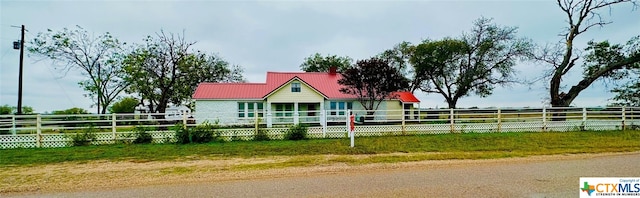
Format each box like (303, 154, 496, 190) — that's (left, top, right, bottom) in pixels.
(266, 79, 325, 103)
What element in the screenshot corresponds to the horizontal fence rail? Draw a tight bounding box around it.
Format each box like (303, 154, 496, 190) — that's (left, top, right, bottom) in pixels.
(1, 107, 639, 149)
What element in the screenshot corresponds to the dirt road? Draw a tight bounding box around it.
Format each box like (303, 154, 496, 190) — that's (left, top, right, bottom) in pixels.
(5, 152, 640, 198)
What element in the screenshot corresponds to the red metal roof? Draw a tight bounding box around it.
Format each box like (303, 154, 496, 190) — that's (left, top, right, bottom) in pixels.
(193, 72, 420, 103)
(394, 91, 420, 103)
(192, 83, 268, 99)
(264, 72, 357, 99)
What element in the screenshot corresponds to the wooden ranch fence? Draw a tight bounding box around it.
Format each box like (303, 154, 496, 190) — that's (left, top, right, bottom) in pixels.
(0, 107, 638, 149)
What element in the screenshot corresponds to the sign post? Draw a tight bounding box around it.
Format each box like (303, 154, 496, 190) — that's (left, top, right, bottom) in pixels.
(348, 110, 355, 148)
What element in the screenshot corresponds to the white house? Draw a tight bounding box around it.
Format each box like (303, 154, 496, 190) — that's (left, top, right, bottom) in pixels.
(192, 70, 420, 126)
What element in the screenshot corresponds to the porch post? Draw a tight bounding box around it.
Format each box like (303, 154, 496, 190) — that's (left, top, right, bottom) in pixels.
(294, 102, 299, 125)
(418, 103, 421, 123)
(320, 102, 326, 138)
(266, 102, 273, 127)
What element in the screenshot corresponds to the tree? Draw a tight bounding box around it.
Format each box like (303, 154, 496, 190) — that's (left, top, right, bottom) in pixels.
(411, 18, 533, 109)
(605, 37, 640, 106)
(0, 105, 34, 115)
(0, 105, 11, 115)
(51, 107, 90, 127)
(123, 31, 244, 114)
(378, 41, 421, 93)
(338, 58, 409, 117)
(108, 97, 140, 113)
(535, 0, 640, 107)
(52, 107, 89, 115)
(300, 53, 353, 72)
(610, 80, 640, 106)
(29, 26, 128, 114)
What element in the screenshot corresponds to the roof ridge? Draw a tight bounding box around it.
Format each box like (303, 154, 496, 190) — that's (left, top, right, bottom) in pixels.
(200, 82, 267, 85)
(267, 71, 331, 74)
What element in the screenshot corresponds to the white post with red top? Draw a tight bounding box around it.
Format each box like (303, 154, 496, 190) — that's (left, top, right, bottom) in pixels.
(347, 109, 355, 148)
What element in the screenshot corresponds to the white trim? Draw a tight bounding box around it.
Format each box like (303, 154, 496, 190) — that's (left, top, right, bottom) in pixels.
(263, 77, 328, 99)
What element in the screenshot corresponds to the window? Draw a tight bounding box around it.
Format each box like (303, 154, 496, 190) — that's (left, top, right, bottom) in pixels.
(291, 82, 301, 92)
(238, 102, 264, 118)
(275, 103, 294, 117)
(329, 101, 353, 115)
(248, 103, 254, 117)
(257, 103, 264, 117)
(238, 103, 245, 117)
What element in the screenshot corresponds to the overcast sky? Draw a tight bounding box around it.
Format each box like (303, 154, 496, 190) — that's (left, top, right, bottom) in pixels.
(1, 0, 639, 113)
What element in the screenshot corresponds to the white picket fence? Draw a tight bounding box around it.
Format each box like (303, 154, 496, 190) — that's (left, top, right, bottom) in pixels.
(0, 107, 639, 149)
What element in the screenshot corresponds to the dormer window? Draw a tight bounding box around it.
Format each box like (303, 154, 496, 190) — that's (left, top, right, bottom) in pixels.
(291, 82, 301, 92)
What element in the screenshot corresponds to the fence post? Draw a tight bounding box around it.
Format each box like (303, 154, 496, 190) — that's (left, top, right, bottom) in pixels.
(542, 107, 547, 132)
(36, 114, 42, 148)
(346, 110, 350, 137)
(402, 109, 406, 135)
(112, 114, 117, 142)
(622, 106, 626, 131)
(450, 108, 454, 133)
(497, 108, 502, 133)
(254, 109, 259, 137)
(321, 110, 326, 138)
(183, 111, 188, 127)
(417, 103, 421, 124)
(11, 115, 16, 135)
(582, 107, 587, 131)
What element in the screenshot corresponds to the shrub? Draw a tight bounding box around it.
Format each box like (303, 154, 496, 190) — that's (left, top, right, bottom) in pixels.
(173, 123, 191, 144)
(253, 118, 270, 141)
(133, 126, 153, 144)
(254, 128, 270, 141)
(173, 122, 220, 144)
(70, 125, 97, 146)
(191, 123, 216, 143)
(286, 124, 308, 140)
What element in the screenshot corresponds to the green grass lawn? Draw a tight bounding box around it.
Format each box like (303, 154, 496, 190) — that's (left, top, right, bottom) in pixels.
(1, 130, 639, 167)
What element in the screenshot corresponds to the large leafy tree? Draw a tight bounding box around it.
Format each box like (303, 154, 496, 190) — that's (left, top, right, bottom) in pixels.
(535, 0, 640, 107)
(123, 31, 244, 114)
(29, 26, 128, 114)
(378, 41, 421, 93)
(108, 97, 140, 113)
(412, 18, 533, 109)
(300, 53, 353, 72)
(338, 58, 409, 116)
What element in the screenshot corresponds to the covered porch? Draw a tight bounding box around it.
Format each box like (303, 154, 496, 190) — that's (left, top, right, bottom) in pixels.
(266, 102, 324, 127)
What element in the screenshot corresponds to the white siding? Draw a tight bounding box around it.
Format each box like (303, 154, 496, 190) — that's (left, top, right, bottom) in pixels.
(194, 100, 238, 125)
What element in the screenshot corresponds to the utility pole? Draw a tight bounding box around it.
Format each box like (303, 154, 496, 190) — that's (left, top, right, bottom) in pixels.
(97, 63, 101, 114)
(17, 25, 25, 115)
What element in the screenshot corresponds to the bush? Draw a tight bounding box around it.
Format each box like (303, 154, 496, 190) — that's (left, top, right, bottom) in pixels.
(191, 123, 216, 143)
(173, 122, 220, 144)
(254, 128, 270, 141)
(70, 125, 97, 146)
(173, 123, 191, 144)
(286, 124, 308, 140)
(133, 126, 153, 144)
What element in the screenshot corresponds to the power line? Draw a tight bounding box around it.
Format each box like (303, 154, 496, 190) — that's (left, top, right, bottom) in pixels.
(46, 66, 77, 108)
(0, 47, 13, 60)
